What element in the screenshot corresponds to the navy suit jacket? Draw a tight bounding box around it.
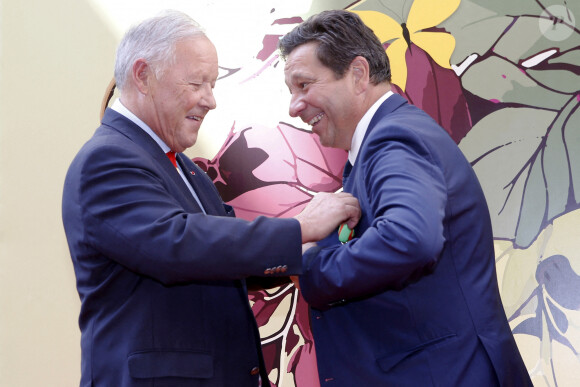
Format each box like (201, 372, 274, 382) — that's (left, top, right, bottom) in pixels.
(62, 108, 302, 386)
(300, 95, 532, 386)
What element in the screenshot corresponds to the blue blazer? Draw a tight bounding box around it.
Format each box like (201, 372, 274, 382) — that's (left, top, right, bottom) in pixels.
(300, 95, 532, 386)
(62, 108, 302, 386)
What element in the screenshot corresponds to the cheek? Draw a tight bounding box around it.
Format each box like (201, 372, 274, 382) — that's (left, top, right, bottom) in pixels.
(166, 86, 189, 107)
(177, 88, 199, 105)
(334, 94, 353, 119)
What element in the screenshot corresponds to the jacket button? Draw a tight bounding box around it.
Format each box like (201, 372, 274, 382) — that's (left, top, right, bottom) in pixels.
(250, 366, 260, 375)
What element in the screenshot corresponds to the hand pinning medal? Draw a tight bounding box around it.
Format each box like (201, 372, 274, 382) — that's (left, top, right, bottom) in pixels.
(338, 223, 354, 244)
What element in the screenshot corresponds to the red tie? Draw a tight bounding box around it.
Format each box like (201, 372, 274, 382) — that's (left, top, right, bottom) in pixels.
(166, 151, 178, 169)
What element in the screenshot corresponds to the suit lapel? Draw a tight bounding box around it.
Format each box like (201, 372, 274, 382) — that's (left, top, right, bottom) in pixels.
(101, 108, 223, 215)
(343, 94, 408, 189)
(176, 154, 227, 216)
(365, 93, 408, 142)
(342, 160, 353, 185)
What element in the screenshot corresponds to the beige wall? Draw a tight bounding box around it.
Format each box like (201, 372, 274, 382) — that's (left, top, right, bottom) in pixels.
(0, 0, 117, 385)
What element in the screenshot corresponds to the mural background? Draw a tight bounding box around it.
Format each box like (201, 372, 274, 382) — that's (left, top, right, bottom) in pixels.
(0, 0, 578, 386)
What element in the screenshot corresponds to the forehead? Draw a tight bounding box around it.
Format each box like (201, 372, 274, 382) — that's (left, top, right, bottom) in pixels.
(284, 42, 325, 77)
(173, 36, 219, 78)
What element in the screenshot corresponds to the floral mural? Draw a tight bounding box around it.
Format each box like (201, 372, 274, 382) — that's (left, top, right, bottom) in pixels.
(96, 0, 578, 385)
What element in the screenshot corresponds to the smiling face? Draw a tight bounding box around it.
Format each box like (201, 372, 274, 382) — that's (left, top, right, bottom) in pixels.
(145, 36, 218, 152)
(284, 42, 361, 150)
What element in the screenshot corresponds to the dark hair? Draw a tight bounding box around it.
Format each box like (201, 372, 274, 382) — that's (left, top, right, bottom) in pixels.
(278, 10, 391, 84)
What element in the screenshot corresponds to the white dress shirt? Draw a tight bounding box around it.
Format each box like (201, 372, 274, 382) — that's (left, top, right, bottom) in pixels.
(348, 91, 394, 166)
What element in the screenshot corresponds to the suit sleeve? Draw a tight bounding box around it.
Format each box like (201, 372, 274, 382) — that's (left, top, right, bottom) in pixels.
(67, 142, 303, 285)
(299, 127, 447, 308)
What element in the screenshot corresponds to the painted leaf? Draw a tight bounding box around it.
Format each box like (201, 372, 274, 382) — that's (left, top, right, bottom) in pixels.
(525, 48, 580, 94)
(461, 0, 541, 17)
(249, 285, 319, 387)
(529, 96, 580, 225)
(459, 107, 554, 242)
(392, 42, 472, 143)
(441, 0, 514, 63)
(407, 0, 461, 31)
(519, 97, 578, 248)
(497, 210, 580, 386)
(461, 55, 570, 109)
(460, 95, 579, 249)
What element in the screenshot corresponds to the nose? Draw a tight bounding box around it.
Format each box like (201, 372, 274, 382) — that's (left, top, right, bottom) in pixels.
(288, 94, 305, 118)
(201, 83, 217, 110)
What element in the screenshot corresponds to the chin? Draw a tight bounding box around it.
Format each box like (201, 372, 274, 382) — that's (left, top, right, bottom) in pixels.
(187, 137, 198, 148)
(318, 136, 333, 148)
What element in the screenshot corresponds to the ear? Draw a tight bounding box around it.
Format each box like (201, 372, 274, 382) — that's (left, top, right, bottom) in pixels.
(350, 56, 370, 94)
(132, 59, 152, 94)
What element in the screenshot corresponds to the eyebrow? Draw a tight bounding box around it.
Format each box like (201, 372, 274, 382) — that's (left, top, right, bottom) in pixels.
(287, 71, 314, 83)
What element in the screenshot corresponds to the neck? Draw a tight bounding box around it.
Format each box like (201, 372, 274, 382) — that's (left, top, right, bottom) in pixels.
(119, 90, 152, 129)
(364, 82, 392, 110)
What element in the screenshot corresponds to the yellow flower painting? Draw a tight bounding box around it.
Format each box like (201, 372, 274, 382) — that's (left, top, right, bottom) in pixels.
(350, 0, 460, 91)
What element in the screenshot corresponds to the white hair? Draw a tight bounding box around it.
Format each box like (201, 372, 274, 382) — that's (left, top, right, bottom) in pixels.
(114, 9, 206, 91)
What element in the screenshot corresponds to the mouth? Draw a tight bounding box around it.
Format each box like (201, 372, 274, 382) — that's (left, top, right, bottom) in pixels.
(308, 112, 325, 127)
(186, 115, 203, 122)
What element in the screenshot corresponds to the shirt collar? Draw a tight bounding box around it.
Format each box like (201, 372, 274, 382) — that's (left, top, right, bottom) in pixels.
(111, 99, 171, 153)
(348, 90, 393, 165)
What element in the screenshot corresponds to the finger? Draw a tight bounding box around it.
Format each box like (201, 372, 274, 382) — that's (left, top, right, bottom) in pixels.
(335, 192, 355, 199)
(341, 197, 360, 208)
(345, 205, 361, 229)
(336, 192, 359, 205)
(346, 219, 359, 230)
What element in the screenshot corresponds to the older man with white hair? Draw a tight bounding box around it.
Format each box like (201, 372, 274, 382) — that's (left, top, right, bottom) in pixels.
(62, 9, 360, 386)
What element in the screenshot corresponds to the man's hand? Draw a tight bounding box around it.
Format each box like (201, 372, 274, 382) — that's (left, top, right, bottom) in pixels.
(294, 192, 361, 243)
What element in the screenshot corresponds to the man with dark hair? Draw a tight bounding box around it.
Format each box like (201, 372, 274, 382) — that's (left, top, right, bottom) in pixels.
(280, 9, 532, 386)
(62, 10, 360, 386)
